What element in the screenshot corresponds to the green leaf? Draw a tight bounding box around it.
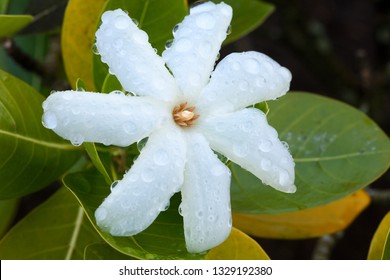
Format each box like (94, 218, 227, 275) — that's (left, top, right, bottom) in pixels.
(231, 92, 390, 213)
(84, 243, 136, 260)
(0, 198, 18, 238)
(0, 14, 33, 38)
(368, 211, 390, 260)
(0, 187, 103, 259)
(63, 169, 204, 260)
(0, 70, 81, 199)
(212, 0, 274, 45)
(83, 142, 112, 185)
(93, 0, 188, 92)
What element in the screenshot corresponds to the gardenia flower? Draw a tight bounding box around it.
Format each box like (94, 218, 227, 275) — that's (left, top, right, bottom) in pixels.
(42, 2, 295, 253)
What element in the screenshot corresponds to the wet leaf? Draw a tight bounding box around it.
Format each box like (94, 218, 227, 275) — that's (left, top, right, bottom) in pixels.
(0, 187, 102, 259)
(0, 198, 18, 238)
(233, 190, 370, 239)
(84, 243, 136, 260)
(368, 211, 390, 260)
(205, 227, 270, 260)
(231, 92, 390, 213)
(0, 70, 81, 199)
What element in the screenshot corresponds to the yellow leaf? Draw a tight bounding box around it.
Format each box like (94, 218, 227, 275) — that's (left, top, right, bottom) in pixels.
(205, 227, 270, 260)
(367, 211, 390, 260)
(61, 0, 106, 91)
(233, 190, 370, 239)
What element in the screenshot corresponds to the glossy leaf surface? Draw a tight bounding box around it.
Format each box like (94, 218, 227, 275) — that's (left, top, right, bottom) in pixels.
(0, 14, 33, 38)
(0, 187, 102, 259)
(0, 70, 81, 199)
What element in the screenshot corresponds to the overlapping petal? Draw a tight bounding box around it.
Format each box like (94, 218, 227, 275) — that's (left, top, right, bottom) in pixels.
(42, 91, 170, 147)
(198, 108, 296, 193)
(95, 124, 186, 236)
(196, 51, 292, 115)
(96, 9, 180, 102)
(162, 2, 232, 100)
(180, 132, 231, 253)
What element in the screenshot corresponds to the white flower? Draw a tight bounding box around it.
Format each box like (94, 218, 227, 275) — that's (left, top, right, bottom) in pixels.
(42, 2, 295, 253)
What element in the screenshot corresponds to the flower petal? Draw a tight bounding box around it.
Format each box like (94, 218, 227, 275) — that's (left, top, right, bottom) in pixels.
(162, 2, 232, 100)
(42, 90, 170, 147)
(196, 51, 292, 115)
(181, 132, 232, 253)
(198, 108, 296, 193)
(95, 124, 186, 236)
(96, 9, 179, 102)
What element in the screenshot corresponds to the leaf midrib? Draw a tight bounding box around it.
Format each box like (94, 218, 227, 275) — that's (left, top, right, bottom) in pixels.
(294, 149, 390, 163)
(0, 129, 81, 150)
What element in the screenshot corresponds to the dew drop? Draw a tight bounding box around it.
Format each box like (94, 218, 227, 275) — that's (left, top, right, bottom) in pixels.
(233, 143, 248, 157)
(195, 12, 215, 30)
(95, 207, 108, 221)
(208, 215, 215, 222)
(244, 58, 261, 74)
(240, 120, 253, 132)
(137, 137, 148, 152)
(196, 210, 204, 219)
(172, 24, 180, 35)
(109, 90, 124, 95)
(198, 41, 212, 58)
(131, 18, 139, 26)
(42, 111, 57, 129)
(215, 151, 229, 164)
(190, 0, 208, 10)
(92, 43, 99, 55)
(153, 149, 169, 166)
(62, 91, 74, 100)
(231, 62, 240, 71)
(258, 139, 273, 152)
(71, 134, 84, 146)
(282, 141, 290, 151)
(279, 170, 290, 186)
(239, 80, 249, 91)
(110, 180, 119, 191)
(178, 203, 183, 216)
(71, 107, 80, 115)
(123, 121, 136, 135)
(141, 168, 155, 182)
(133, 31, 148, 44)
(226, 24, 232, 35)
(114, 15, 130, 29)
(175, 38, 192, 52)
(161, 201, 170, 211)
(215, 52, 220, 61)
(113, 38, 123, 49)
(165, 39, 173, 49)
(261, 158, 272, 171)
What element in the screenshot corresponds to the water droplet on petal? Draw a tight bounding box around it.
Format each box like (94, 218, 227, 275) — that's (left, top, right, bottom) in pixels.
(196, 210, 204, 219)
(71, 134, 84, 146)
(141, 168, 155, 182)
(161, 201, 170, 211)
(42, 111, 57, 129)
(233, 143, 248, 157)
(244, 58, 261, 74)
(131, 18, 139, 26)
(132, 31, 148, 45)
(261, 158, 272, 171)
(175, 38, 192, 52)
(190, 0, 208, 10)
(92, 43, 99, 55)
(110, 180, 119, 191)
(172, 24, 180, 35)
(109, 90, 124, 95)
(195, 12, 215, 30)
(178, 203, 183, 216)
(153, 149, 169, 166)
(211, 164, 226, 176)
(279, 170, 290, 186)
(258, 139, 273, 152)
(137, 137, 148, 152)
(123, 121, 136, 135)
(114, 15, 130, 29)
(165, 39, 173, 49)
(226, 24, 232, 35)
(240, 120, 253, 132)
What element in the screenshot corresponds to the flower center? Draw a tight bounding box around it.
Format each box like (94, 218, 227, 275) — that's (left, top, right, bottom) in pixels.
(172, 102, 200, 127)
